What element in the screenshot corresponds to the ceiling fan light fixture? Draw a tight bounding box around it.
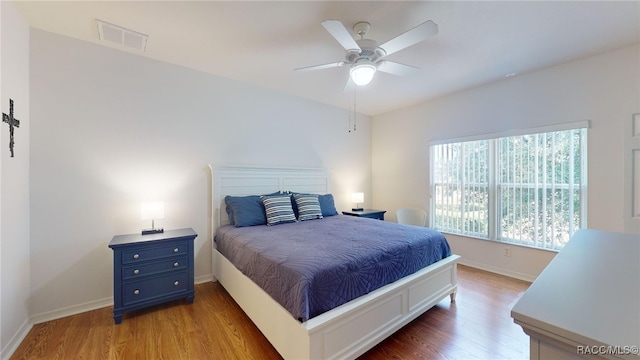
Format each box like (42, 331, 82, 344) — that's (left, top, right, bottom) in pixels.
(350, 62, 376, 86)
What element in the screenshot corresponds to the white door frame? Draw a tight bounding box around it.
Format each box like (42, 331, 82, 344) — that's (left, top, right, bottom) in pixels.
(624, 113, 640, 234)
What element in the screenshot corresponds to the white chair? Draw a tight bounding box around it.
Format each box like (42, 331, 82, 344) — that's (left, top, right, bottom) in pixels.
(396, 208, 428, 227)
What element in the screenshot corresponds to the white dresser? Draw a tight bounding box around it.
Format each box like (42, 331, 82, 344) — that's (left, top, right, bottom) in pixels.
(511, 229, 639, 360)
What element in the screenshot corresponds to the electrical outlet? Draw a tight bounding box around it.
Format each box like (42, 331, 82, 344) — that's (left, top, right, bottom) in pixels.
(503, 247, 512, 257)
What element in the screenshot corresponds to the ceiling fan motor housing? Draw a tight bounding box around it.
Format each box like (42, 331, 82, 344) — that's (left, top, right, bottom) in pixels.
(345, 39, 386, 64)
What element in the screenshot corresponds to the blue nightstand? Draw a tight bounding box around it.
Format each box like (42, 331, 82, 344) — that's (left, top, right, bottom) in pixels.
(342, 209, 386, 220)
(108, 228, 197, 324)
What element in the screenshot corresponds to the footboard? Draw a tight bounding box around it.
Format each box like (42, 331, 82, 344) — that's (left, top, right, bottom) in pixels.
(215, 248, 459, 359)
(306, 254, 459, 359)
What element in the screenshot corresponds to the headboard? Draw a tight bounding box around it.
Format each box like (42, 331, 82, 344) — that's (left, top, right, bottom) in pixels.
(208, 164, 331, 232)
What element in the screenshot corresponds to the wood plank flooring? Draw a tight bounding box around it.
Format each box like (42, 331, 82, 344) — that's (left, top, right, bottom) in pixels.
(10, 265, 530, 360)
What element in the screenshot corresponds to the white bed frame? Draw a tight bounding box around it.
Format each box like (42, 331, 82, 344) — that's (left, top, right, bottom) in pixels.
(209, 165, 460, 360)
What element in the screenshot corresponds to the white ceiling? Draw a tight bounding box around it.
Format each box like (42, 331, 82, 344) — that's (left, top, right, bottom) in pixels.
(15, 1, 640, 116)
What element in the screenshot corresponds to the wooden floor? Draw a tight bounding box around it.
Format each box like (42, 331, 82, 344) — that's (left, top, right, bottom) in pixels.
(11, 265, 530, 360)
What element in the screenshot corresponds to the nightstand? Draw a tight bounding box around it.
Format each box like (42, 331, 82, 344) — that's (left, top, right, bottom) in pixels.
(108, 228, 197, 324)
(342, 209, 386, 220)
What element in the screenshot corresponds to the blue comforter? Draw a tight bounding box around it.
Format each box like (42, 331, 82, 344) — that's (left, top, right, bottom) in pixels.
(215, 215, 451, 322)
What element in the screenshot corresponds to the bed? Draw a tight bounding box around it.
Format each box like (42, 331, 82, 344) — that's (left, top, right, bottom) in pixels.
(209, 165, 460, 360)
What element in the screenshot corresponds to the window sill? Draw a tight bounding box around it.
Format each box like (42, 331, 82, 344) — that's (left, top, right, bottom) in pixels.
(440, 231, 561, 253)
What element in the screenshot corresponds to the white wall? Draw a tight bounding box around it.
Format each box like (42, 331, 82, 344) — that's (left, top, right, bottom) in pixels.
(0, 2, 31, 358)
(372, 45, 640, 281)
(28, 30, 372, 321)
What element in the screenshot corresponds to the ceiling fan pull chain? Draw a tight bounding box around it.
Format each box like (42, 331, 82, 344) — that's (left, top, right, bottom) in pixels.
(353, 88, 357, 132)
(348, 90, 352, 133)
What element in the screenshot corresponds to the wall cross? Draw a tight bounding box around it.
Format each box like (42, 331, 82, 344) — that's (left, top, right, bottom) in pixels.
(2, 99, 20, 158)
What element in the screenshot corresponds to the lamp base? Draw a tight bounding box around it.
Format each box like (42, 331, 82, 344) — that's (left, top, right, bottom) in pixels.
(142, 228, 164, 235)
(351, 207, 364, 211)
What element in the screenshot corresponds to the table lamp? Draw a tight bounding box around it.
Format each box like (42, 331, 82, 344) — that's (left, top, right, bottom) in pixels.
(351, 192, 364, 211)
(141, 201, 164, 235)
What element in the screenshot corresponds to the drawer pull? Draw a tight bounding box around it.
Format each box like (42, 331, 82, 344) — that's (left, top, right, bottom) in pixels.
(173, 262, 179, 267)
(174, 281, 179, 286)
(133, 254, 139, 259)
(133, 269, 140, 275)
(133, 289, 140, 295)
(173, 248, 179, 253)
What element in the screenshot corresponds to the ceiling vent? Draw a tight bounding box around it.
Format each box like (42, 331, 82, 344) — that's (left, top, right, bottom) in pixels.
(97, 19, 147, 52)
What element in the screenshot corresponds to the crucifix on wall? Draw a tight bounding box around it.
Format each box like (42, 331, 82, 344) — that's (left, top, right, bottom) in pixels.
(2, 99, 20, 158)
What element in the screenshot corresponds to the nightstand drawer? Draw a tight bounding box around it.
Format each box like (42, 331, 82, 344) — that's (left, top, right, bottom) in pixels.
(122, 271, 188, 305)
(122, 242, 187, 264)
(122, 255, 187, 280)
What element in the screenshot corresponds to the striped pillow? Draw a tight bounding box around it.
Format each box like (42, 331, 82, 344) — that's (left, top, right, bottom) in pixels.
(261, 195, 297, 226)
(293, 194, 323, 221)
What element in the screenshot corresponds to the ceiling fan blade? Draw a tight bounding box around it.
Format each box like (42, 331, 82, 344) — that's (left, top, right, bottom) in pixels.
(295, 61, 345, 72)
(377, 60, 420, 77)
(379, 20, 438, 56)
(321, 20, 361, 51)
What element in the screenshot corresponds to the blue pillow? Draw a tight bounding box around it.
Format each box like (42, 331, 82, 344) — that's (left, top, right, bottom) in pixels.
(224, 197, 236, 225)
(225, 195, 266, 227)
(318, 194, 339, 216)
(225, 192, 282, 227)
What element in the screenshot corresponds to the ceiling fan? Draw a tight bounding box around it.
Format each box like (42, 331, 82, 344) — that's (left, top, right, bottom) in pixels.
(295, 19, 438, 87)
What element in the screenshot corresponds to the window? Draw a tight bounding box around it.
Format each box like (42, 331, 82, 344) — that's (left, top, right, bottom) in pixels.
(432, 140, 489, 238)
(431, 125, 587, 250)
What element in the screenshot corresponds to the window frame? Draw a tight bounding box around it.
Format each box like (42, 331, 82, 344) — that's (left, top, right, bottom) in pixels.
(429, 121, 589, 251)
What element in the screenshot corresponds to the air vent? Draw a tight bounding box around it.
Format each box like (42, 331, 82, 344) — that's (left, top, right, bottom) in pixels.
(97, 19, 147, 52)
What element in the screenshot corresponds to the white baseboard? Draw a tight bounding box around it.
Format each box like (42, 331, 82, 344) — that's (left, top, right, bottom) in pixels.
(30, 296, 113, 325)
(459, 258, 536, 283)
(195, 273, 213, 284)
(30, 275, 213, 325)
(1, 318, 32, 360)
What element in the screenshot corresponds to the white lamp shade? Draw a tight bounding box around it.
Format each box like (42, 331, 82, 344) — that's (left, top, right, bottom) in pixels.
(140, 201, 165, 220)
(351, 192, 364, 204)
(350, 63, 376, 86)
